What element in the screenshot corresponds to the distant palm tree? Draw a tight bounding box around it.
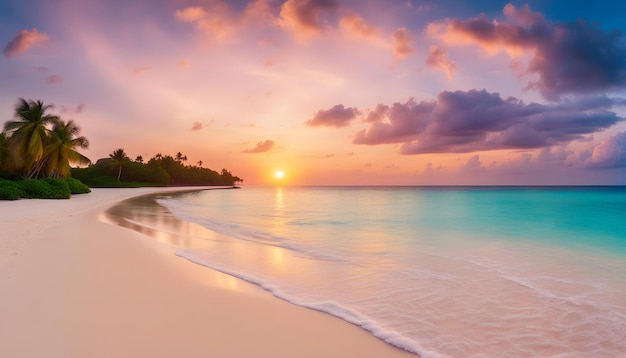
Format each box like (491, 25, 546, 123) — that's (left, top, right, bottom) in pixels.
(197, 160, 203, 167)
(3, 99, 59, 178)
(175, 152, 184, 162)
(109, 148, 130, 181)
(43, 120, 91, 178)
(135, 155, 143, 164)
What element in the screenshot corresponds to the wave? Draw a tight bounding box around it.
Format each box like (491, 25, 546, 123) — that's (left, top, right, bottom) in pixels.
(177, 248, 440, 358)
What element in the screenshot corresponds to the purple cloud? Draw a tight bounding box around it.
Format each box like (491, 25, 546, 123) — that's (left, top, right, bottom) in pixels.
(306, 104, 360, 127)
(353, 98, 435, 145)
(428, 4, 626, 100)
(584, 131, 626, 168)
(280, 0, 339, 37)
(351, 89, 624, 154)
(242, 139, 275, 153)
(191, 121, 203, 131)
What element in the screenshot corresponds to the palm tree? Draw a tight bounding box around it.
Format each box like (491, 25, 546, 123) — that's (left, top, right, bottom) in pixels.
(109, 148, 130, 181)
(197, 160, 203, 167)
(3, 99, 59, 178)
(43, 120, 91, 178)
(135, 155, 144, 164)
(0, 132, 14, 176)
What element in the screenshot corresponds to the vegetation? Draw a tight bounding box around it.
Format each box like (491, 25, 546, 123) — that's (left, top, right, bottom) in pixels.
(0, 177, 91, 200)
(1, 98, 242, 199)
(1, 99, 91, 179)
(72, 150, 242, 188)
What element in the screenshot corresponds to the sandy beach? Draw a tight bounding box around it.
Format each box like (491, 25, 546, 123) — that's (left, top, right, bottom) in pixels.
(0, 188, 416, 358)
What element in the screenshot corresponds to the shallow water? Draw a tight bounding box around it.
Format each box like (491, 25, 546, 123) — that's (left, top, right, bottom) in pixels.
(111, 186, 626, 357)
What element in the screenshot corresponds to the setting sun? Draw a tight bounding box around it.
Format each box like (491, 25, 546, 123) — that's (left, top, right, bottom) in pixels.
(275, 171, 285, 179)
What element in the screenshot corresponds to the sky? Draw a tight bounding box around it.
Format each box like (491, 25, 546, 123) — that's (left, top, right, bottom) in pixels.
(1, 0, 626, 185)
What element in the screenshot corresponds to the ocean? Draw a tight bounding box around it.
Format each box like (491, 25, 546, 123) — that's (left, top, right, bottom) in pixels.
(110, 186, 626, 357)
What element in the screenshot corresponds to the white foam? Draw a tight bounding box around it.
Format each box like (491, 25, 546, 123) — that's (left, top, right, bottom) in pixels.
(176, 248, 440, 357)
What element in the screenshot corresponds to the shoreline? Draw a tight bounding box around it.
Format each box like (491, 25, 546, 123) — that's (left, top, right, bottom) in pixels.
(0, 187, 416, 357)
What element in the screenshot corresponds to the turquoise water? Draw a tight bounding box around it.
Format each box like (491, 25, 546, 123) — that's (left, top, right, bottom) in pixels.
(154, 186, 626, 357)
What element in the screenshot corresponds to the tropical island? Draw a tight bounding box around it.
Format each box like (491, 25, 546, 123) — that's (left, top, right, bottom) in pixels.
(0, 99, 242, 200)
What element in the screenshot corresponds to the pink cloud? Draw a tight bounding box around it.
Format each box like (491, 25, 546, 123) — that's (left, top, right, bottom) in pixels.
(132, 66, 152, 76)
(242, 139, 275, 153)
(47, 74, 63, 85)
(306, 104, 360, 127)
(174, 4, 232, 39)
(279, 0, 338, 39)
(340, 13, 378, 39)
(427, 4, 626, 100)
(3, 28, 49, 58)
(191, 122, 203, 131)
(392, 27, 415, 59)
(174, 7, 207, 22)
(244, 0, 278, 25)
(426, 45, 457, 80)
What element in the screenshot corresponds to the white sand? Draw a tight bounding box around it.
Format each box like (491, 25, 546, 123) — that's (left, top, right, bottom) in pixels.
(0, 188, 416, 358)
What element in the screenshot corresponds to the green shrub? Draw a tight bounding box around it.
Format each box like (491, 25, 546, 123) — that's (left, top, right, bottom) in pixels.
(0, 180, 22, 200)
(81, 175, 122, 188)
(18, 179, 70, 199)
(18, 179, 52, 199)
(65, 178, 91, 194)
(43, 178, 72, 199)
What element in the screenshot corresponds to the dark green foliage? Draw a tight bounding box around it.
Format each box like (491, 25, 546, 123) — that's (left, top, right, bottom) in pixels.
(43, 178, 72, 199)
(78, 175, 122, 188)
(17, 179, 70, 199)
(0, 179, 22, 200)
(65, 178, 91, 194)
(72, 151, 242, 188)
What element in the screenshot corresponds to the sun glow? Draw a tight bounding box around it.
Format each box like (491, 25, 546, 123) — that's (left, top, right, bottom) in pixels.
(275, 170, 285, 179)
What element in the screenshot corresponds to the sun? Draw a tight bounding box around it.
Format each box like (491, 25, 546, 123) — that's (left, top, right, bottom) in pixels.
(275, 170, 285, 179)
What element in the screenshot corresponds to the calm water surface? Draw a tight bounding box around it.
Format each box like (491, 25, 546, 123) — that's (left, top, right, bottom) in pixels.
(128, 186, 625, 357)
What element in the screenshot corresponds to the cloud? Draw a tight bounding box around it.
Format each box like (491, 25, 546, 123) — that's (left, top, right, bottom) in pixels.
(3, 28, 49, 58)
(352, 89, 624, 154)
(132, 66, 152, 76)
(242, 139, 275, 153)
(461, 154, 482, 171)
(584, 131, 626, 168)
(392, 27, 415, 59)
(174, 4, 232, 39)
(353, 98, 435, 145)
(427, 4, 626, 100)
(47, 74, 62, 84)
(306, 104, 360, 127)
(322, 154, 335, 158)
(426, 45, 457, 80)
(191, 122, 203, 131)
(174, 6, 207, 22)
(340, 13, 378, 39)
(280, 0, 338, 39)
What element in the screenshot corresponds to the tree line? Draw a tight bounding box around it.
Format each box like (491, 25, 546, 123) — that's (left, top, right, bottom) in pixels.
(1, 98, 242, 199)
(72, 148, 243, 187)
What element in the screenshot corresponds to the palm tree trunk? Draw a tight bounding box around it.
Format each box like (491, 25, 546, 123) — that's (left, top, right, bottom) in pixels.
(117, 165, 122, 181)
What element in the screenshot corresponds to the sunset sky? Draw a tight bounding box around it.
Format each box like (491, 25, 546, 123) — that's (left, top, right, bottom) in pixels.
(2, 0, 626, 185)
